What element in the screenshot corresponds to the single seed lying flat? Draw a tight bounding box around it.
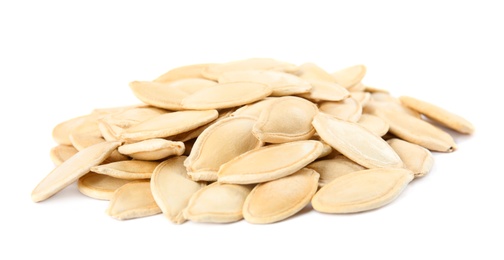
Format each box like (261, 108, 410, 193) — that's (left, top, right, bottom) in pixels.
(90, 160, 160, 180)
(387, 138, 434, 178)
(185, 116, 262, 181)
(357, 114, 389, 137)
(77, 173, 133, 200)
(150, 156, 205, 224)
(99, 107, 167, 129)
(297, 63, 336, 82)
(154, 63, 214, 83)
(218, 140, 324, 184)
(218, 70, 311, 96)
(128, 81, 189, 110)
(318, 97, 362, 122)
(49, 145, 79, 166)
(202, 58, 298, 80)
(121, 110, 218, 142)
(311, 168, 414, 213)
(312, 112, 403, 169)
(32, 141, 121, 202)
(253, 96, 318, 143)
(350, 91, 371, 106)
(181, 82, 272, 110)
(243, 168, 319, 224)
(106, 180, 161, 220)
(306, 155, 366, 187)
(52, 115, 89, 145)
(230, 98, 277, 119)
(399, 96, 475, 134)
(298, 79, 350, 102)
(118, 139, 185, 160)
(183, 182, 252, 223)
(332, 64, 366, 89)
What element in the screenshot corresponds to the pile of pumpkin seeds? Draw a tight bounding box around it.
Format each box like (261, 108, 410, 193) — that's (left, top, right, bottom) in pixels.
(32, 58, 474, 224)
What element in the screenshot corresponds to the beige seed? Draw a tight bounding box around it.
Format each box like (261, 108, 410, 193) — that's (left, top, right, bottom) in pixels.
(312, 112, 403, 169)
(218, 140, 324, 184)
(311, 168, 414, 213)
(346, 81, 367, 92)
(150, 156, 205, 224)
(120, 110, 218, 142)
(297, 63, 336, 82)
(332, 64, 367, 89)
(387, 138, 434, 178)
(153, 63, 214, 83)
(373, 107, 457, 152)
(230, 98, 277, 119)
(185, 116, 263, 182)
(118, 139, 185, 161)
(218, 70, 311, 96)
(128, 81, 189, 110)
(318, 97, 362, 122)
(243, 168, 319, 224)
(202, 58, 298, 80)
(306, 155, 366, 187)
(298, 79, 350, 102)
(52, 115, 89, 145)
(106, 180, 161, 220)
(168, 108, 235, 142)
(181, 82, 272, 110)
(399, 96, 475, 134)
(357, 114, 390, 137)
(350, 91, 371, 106)
(253, 96, 318, 143)
(165, 78, 218, 94)
(90, 160, 160, 180)
(32, 141, 122, 202)
(99, 106, 167, 129)
(49, 145, 79, 166)
(183, 182, 252, 223)
(77, 173, 133, 200)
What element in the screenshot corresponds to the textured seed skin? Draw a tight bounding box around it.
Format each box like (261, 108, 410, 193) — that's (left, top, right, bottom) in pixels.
(306, 155, 366, 187)
(78, 173, 132, 200)
(332, 64, 367, 89)
(387, 138, 434, 178)
(311, 168, 414, 213)
(106, 180, 161, 220)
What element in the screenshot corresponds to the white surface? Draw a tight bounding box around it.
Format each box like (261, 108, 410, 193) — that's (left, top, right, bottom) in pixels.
(1, 1, 503, 259)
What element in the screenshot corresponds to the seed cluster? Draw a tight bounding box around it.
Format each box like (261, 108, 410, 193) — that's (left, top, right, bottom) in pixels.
(32, 58, 474, 224)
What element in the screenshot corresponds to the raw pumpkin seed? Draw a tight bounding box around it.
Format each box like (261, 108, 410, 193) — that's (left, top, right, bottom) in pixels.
(78, 173, 133, 200)
(106, 180, 161, 220)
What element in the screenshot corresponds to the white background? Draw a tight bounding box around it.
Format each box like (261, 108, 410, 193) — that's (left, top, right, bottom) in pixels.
(1, 0, 503, 259)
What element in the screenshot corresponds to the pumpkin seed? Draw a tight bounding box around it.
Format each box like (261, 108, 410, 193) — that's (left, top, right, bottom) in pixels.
(332, 64, 366, 89)
(106, 180, 161, 220)
(202, 58, 298, 80)
(306, 155, 366, 187)
(49, 145, 78, 166)
(154, 63, 214, 83)
(118, 139, 185, 160)
(298, 79, 350, 102)
(297, 63, 336, 82)
(387, 138, 434, 178)
(318, 97, 362, 122)
(90, 160, 160, 180)
(357, 114, 389, 137)
(77, 173, 132, 200)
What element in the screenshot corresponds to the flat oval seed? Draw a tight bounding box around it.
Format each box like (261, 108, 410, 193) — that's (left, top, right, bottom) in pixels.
(218, 70, 311, 96)
(90, 160, 160, 180)
(185, 116, 263, 181)
(167, 78, 218, 94)
(373, 107, 457, 152)
(357, 114, 390, 137)
(230, 98, 277, 119)
(319, 97, 362, 122)
(399, 96, 475, 134)
(298, 79, 350, 102)
(106, 180, 161, 220)
(49, 145, 79, 166)
(297, 63, 336, 82)
(118, 139, 185, 160)
(128, 81, 189, 110)
(183, 182, 251, 223)
(253, 96, 318, 143)
(387, 138, 434, 178)
(350, 91, 371, 106)
(52, 115, 88, 145)
(312, 112, 403, 169)
(151, 156, 206, 224)
(306, 155, 366, 187)
(31, 141, 122, 202)
(311, 168, 414, 213)
(243, 168, 319, 224)
(218, 140, 324, 184)
(153, 63, 214, 83)
(202, 58, 298, 80)
(181, 82, 272, 110)
(100, 107, 167, 128)
(332, 64, 367, 88)
(77, 173, 133, 200)
(121, 110, 218, 142)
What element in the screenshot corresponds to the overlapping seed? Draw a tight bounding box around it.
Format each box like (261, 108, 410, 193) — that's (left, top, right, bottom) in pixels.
(32, 58, 474, 224)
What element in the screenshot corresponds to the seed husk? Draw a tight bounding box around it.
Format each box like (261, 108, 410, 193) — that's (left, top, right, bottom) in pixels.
(243, 168, 319, 224)
(121, 110, 218, 142)
(153, 63, 214, 83)
(106, 180, 161, 220)
(150, 156, 206, 224)
(185, 116, 262, 181)
(218, 140, 324, 184)
(306, 155, 366, 187)
(118, 139, 185, 160)
(312, 112, 403, 169)
(332, 64, 366, 89)
(77, 173, 133, 200)
(49, 145, 79, 166)
(128, 81, 189, 110)
(253, 96, 318, 143)
(298, 79, 350, 102)
(297, 63, 336, 82)
(181, 82, 272, 110)
(90, 160, 160, 180)
(357, 114, 389, 137)
(230, 98, 277, 119)
(311, 168, 414, 213)
(183, 182, 252, 223)
(32, 141, 122, 202)
(387, 138, 434, 178)
(399, 96, 475, 134)
(202, 58, 298, 80)
(318, 97, 362, 122)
